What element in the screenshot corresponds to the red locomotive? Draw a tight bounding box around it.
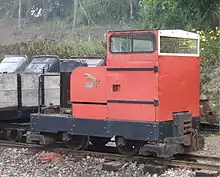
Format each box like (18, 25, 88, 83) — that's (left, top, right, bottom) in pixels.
(28, 29, 204, 158)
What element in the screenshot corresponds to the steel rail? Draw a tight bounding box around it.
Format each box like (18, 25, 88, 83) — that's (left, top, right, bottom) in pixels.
(0, 140, 43, 149)
(165, 159, 220, 172)
(179, 153, 220, 162)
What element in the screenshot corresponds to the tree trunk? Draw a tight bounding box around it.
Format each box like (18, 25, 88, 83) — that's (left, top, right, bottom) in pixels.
(18, 0, 21, 30)
(79, 0, 91, 25)
(218, 90, 220, 135)
(43, 0, 48, 22)
(72, 0, 78, 31)
(129, 0, 133, 21)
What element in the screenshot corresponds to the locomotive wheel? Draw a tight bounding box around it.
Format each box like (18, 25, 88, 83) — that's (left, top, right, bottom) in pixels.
(90, 137, 110, 148)
(65, 135, 89, 150)
(115, 136, 143, 156)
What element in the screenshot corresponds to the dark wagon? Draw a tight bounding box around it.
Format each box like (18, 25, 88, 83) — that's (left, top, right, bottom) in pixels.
(24, 55, 60, 73)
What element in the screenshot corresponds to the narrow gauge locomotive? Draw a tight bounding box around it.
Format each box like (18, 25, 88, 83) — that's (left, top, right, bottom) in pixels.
(27, 29, 205, 158)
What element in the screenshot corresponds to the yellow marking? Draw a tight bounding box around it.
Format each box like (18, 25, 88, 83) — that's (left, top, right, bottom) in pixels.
(84, 73, 97, 82)
(84, 73, 100, 87)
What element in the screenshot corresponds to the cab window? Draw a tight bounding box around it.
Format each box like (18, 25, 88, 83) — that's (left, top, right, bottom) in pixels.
(110, 32, 155, 53)
(160, 36, 198, 55)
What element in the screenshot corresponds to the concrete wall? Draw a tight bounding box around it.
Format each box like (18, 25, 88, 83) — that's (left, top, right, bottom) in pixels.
(0, 73, 60, 109)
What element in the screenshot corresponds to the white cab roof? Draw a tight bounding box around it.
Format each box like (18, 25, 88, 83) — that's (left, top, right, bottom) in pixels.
(159, 30, 200, 39)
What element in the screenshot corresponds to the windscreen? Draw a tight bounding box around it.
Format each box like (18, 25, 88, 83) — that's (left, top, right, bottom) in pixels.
(110, 32, 155, 53)
(24, 57, 57, 73)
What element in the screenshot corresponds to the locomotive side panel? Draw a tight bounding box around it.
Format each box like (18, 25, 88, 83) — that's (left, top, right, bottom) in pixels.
(72, 104, 106, 120)
(158, 56, 200, 121)
(107, 69, 158, 122)
(70, 67, 107, 119)
(0, 74, 18, 108)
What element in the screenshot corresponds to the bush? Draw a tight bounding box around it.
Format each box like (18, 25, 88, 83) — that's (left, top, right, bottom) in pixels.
(193, 27, 220, 112)
(0, 39, 106, 60)
(192, 27, 220, 66)
(192, 27, 219, 84)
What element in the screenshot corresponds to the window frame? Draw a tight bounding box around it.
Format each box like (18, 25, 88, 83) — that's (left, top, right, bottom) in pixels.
(158, 30, 200, 57)
(109, 32, 156, 54)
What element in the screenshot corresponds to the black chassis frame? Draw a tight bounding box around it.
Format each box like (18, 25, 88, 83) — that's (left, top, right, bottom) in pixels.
(28, 112, 204, 158)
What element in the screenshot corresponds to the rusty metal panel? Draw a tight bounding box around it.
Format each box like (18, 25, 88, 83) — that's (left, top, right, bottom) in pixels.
(0, 74, 18, 108)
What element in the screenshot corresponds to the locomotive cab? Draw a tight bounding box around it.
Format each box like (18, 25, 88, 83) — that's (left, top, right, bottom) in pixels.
(29, 29, 204, 158)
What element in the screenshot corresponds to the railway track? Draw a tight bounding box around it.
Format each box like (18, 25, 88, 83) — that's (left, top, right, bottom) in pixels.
(0, 140, 219, 174)
(54, 148, 220, 172)
(0, 140, 43, 149)
(161, 155, 220, 172)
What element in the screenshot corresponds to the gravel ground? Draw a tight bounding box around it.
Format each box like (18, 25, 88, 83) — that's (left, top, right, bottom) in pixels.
(0, 135, 219, 177)
(0, 148, 196, 177)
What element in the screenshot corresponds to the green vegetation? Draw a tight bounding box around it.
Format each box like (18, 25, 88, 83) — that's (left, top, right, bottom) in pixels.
(139, 0, 219, 30)
(0, 0, 218, 29)
(0, 40, 106, 59)
(197, 27, 220, 66)
(0, 0, 219, 65)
